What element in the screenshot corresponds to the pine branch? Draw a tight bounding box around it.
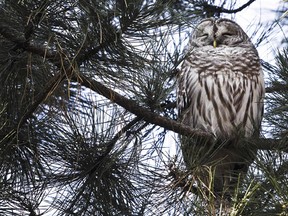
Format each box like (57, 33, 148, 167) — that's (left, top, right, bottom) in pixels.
(18, 73, 64, 127)
(266, 84, 288, 93)
(1, 23, 286, 153)
(77, 74, 287, 151)
(75, 73, 210, 138)
(87, 116, 142, 175)
(0, 24, 74, 128)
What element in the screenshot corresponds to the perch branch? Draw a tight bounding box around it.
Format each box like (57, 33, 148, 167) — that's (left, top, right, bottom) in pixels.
(0, 24, 286, 153)
(75, 74, 210, 138)
(76, 74, 287, 152)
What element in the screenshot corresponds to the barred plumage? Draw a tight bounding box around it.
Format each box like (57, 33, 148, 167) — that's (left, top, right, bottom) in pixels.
(177, 18, 265, 194)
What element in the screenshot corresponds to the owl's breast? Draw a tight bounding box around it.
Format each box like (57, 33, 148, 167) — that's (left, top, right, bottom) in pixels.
(188, 46, 261, 78)
(180, 45, 264, 137)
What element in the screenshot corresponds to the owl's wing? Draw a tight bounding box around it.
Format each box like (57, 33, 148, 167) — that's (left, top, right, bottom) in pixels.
(177, 47, 192, 119)
(177, 62, 191, 120)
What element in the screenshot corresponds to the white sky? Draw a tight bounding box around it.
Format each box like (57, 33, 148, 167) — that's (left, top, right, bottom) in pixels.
(223, 0, 286, 63)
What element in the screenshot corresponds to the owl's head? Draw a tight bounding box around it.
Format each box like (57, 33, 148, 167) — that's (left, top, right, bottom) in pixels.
(189, 18, 252, 48)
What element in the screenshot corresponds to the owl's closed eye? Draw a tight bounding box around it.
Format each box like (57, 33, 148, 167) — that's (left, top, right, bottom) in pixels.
(191, 18, 251, 47)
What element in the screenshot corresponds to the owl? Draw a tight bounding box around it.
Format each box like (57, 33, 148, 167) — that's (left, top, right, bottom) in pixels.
(177, 18, 265, 195)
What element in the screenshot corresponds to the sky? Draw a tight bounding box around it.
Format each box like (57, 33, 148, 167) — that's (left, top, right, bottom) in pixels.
(223, 0, 286, 63)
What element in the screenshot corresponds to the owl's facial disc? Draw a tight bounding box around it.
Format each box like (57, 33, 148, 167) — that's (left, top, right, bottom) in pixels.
(193, 18, 249, 47)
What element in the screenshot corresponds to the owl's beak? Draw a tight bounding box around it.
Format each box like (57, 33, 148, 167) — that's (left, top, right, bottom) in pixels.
(213, 39, 217, 48)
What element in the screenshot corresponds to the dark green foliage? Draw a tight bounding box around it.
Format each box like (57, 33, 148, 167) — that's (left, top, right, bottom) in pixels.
(266, 48, 288, 139)
(0, 0, 287, 215)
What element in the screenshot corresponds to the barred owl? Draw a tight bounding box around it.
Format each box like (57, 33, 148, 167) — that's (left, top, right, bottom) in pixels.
(177, 18, 265, 195)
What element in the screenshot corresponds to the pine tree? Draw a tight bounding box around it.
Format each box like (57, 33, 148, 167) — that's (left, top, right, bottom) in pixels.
(0, 0, 287, 215)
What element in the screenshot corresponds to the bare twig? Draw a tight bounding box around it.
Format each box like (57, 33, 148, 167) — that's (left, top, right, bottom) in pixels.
(220, 0, 255, 14)
(201, 0, 255, 16)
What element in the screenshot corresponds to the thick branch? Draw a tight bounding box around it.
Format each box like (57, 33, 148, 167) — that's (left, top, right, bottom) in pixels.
(0, 23, 63, 66)
(1, 23, 286, 152)
(75, 74, 210, 138)
(266, 84, 288, 94)
(76, 74, 287, 152)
